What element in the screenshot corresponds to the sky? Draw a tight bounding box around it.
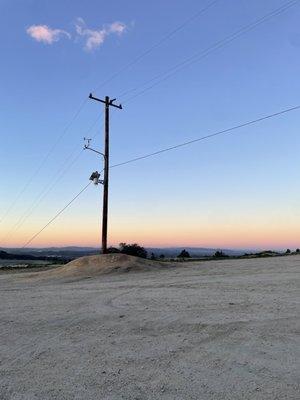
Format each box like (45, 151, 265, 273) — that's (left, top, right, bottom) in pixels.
(1, 0, 300, 250)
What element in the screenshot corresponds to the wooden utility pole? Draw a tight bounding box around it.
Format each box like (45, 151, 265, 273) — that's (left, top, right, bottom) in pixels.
(88, 93, 122, 254)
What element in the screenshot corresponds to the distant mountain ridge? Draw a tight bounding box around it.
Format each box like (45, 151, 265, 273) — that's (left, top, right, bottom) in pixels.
(0, 246, 250, 259)
(0, 247, 99, 259)
(146, 247, 247, 257)
(0, 250, 66, 262)
(0, 250, 38, 260)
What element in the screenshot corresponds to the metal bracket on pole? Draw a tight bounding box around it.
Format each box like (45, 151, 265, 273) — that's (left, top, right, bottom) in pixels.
(84, 138, 106, 159)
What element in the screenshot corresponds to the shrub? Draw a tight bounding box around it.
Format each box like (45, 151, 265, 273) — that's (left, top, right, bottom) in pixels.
(106, 247, 120, 254)
(178, 249, 190, 258)
(119, 243, 148, 259)
(214, 250, 227, 258)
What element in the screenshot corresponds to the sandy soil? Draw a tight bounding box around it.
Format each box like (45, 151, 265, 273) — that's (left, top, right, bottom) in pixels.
(24, 254, 169, 280)
(0, 255, 299, 399)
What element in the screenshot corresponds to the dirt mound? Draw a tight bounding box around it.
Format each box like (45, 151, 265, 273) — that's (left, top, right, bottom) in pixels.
(25, 253, 168, 280)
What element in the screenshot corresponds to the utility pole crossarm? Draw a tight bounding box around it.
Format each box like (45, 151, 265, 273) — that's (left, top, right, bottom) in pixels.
(89, 93, 122, 109)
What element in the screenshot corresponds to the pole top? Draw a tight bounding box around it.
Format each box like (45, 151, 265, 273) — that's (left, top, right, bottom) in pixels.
(89, 93, 122, 109)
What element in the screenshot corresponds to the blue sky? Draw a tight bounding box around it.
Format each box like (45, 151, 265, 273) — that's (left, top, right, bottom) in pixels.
(1, 0, 300, 249)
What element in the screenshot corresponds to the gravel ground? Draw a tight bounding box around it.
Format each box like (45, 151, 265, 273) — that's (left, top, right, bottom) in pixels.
(0, 256, 299, 399)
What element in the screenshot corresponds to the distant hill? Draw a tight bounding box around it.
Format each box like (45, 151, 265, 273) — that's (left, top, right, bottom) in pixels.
(0, 246, 250, 259)
(1, 246, 290, 262)
(146, 247, 247, 257)
(0, 247, 99, 259)
(0, 250, 68, 262)
(0, 250, 41, 260)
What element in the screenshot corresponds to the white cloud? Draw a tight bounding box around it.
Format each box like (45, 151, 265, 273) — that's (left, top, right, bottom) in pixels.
(109, 21, 126, 35)
(26, 20, 127, 51)
(75, 19, 106, 51)
(75, 18, 127, 51)
(26, 25, 71, 44)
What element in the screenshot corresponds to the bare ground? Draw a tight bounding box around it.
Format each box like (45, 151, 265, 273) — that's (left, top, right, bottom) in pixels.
(0, 255, 299, 399)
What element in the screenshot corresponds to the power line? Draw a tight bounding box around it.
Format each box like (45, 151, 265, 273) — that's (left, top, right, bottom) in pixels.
(6, 0, 299, 242)
(0, 151, 84, 245)
(91, 1, 300, 168)
(119, 0, 299, 103)
(20, 103, 300, 247)
(93, 0, 220, 91)
(5, 0, 295, 227)
(0, 2, 218, 226)
(0, 115, 102, 245)
(110, 104, 300, 168)
(21, 182, 92, 249)
(0, 97, 89, 225)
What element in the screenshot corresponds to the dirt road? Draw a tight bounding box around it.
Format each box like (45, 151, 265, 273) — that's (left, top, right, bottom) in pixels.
(1, 256, 299, 399)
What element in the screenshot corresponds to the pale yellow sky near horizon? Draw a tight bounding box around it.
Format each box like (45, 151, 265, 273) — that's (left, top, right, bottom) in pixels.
(2, 209, 300, 250)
